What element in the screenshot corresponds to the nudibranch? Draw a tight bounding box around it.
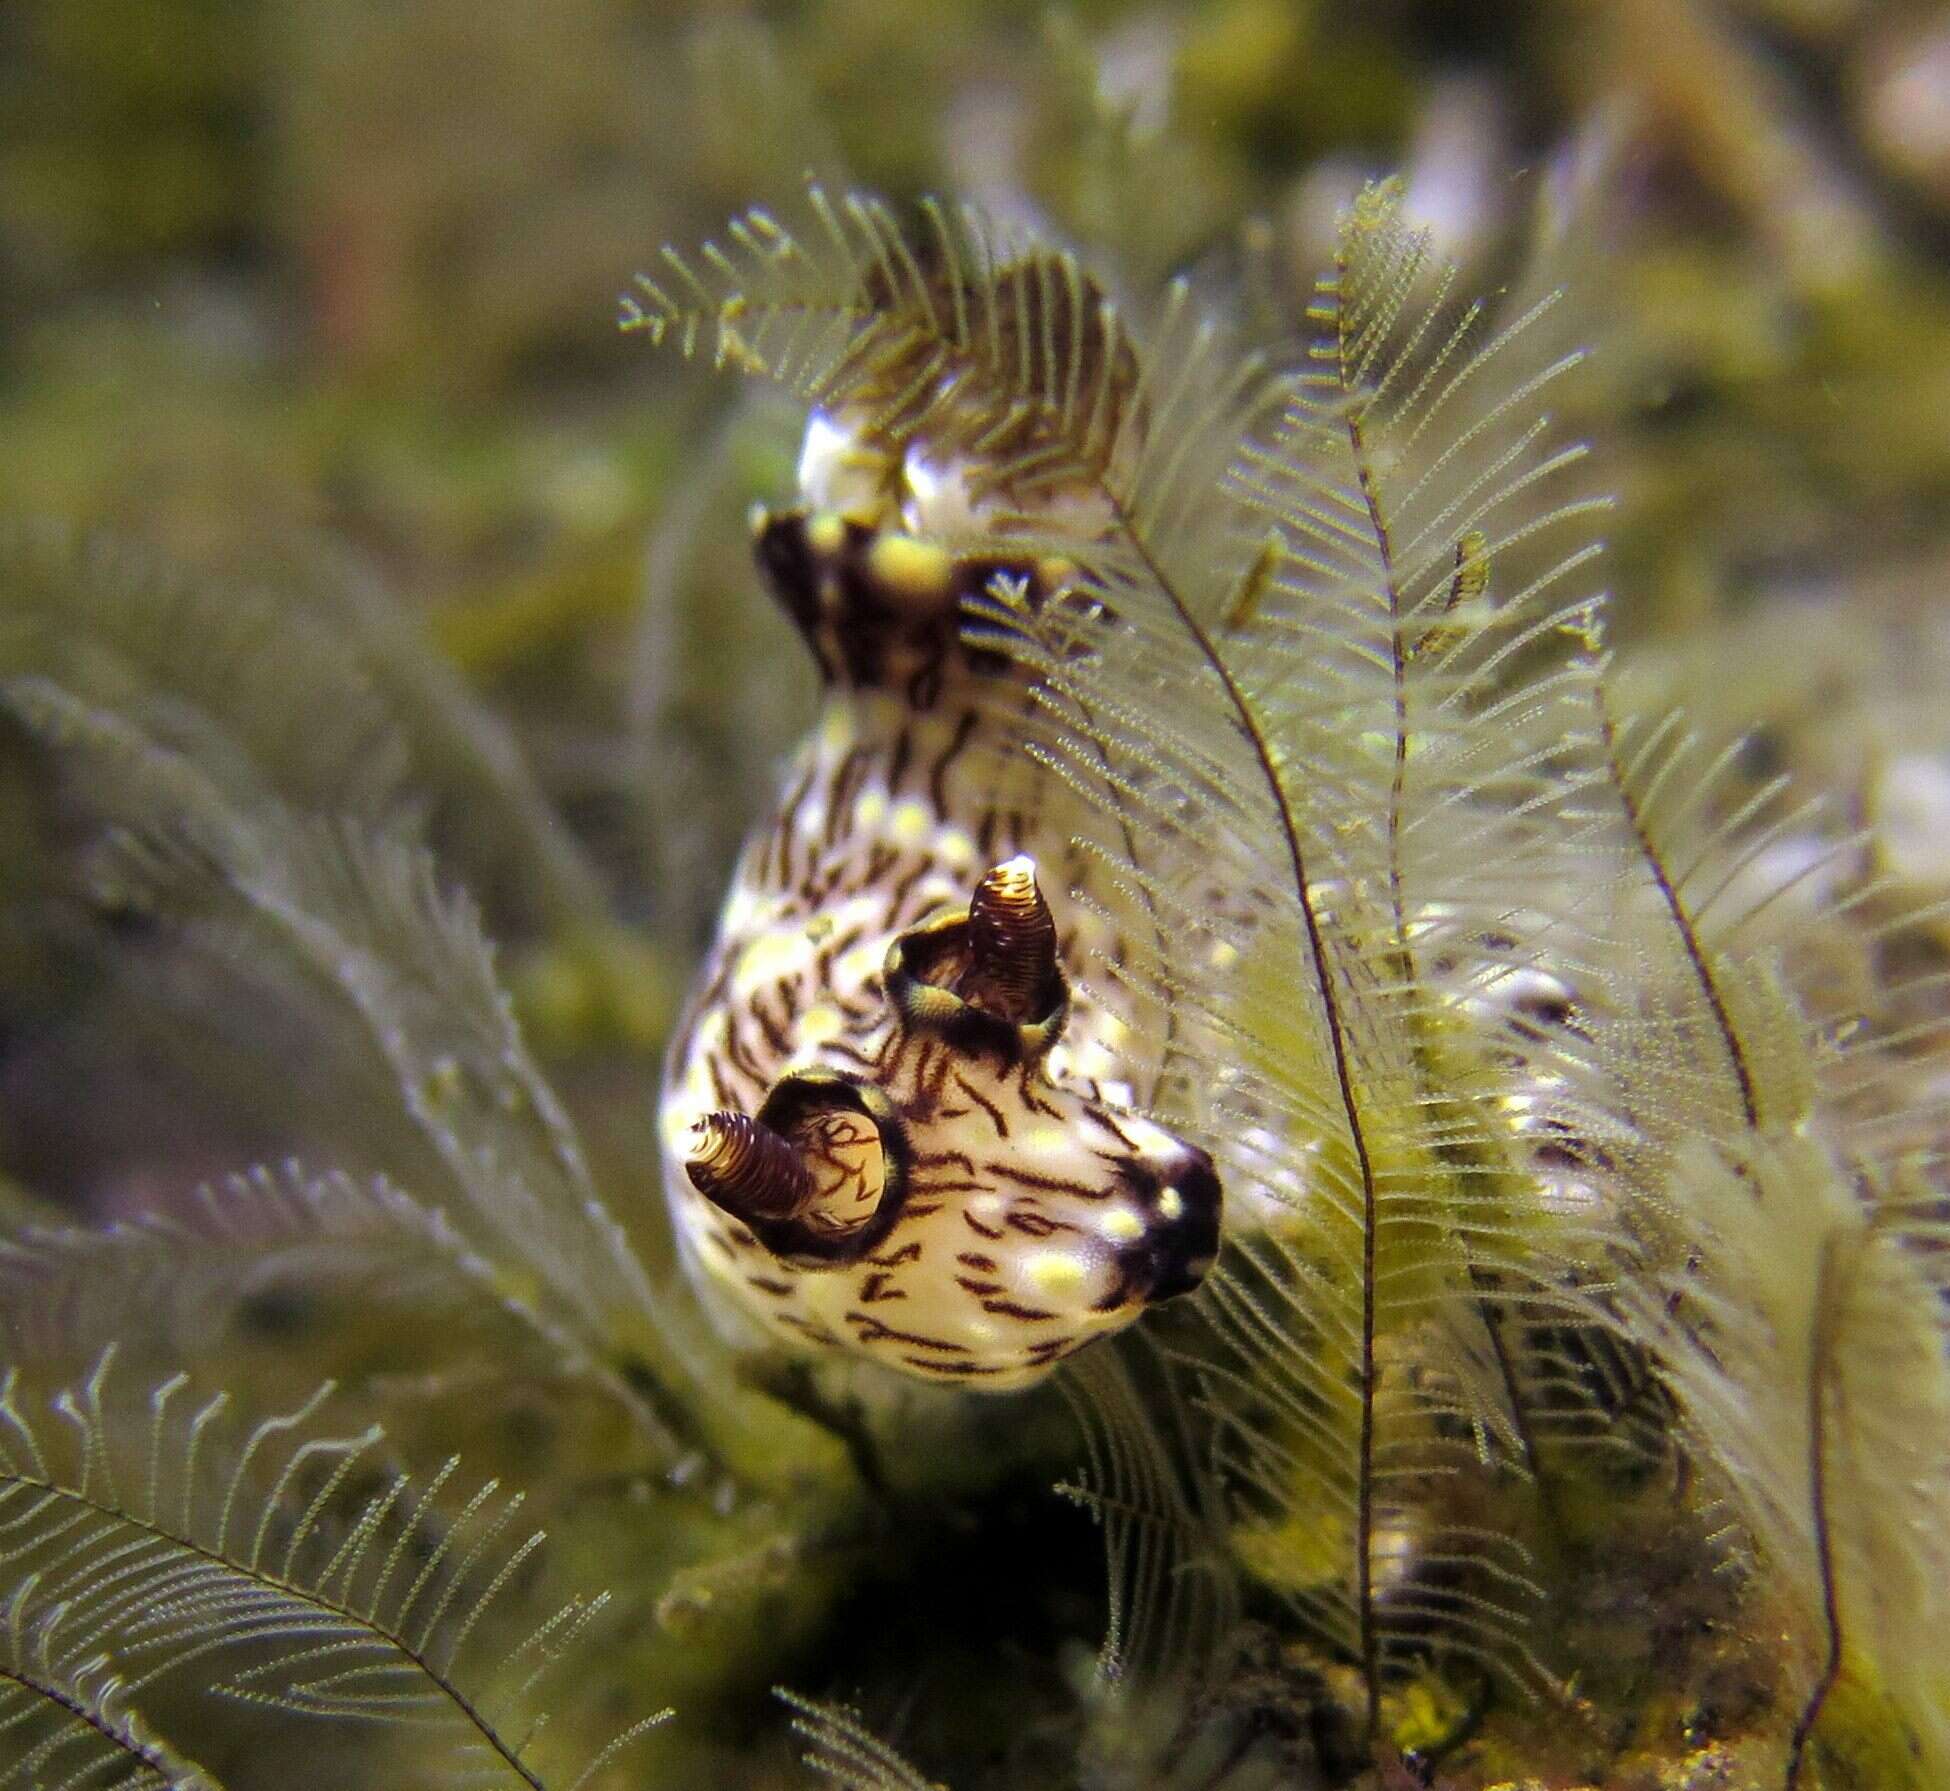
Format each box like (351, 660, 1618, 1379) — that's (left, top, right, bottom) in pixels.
(658, 412, 1221, 1389)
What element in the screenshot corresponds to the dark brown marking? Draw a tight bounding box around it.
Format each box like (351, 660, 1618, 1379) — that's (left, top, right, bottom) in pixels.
(749, 990, 793, 1059)
(981, 1298, 1059, 1323)
(824, 746, 872, 850)
(814, 922, 866, 982)
(1004, 1211, 1081, 1238)
(858, 1271, 906, 1304)
(802, 859, 849, 909)
(983, 1162, 1110, 1201)
(776, 1312, 843, 1344)
(1092, 1256, 1142, 1311)
(954, 1074, 1009, 1138)
(956, 1252, 999, 1272)
(720, 1014, 767, 1084)
(770, 761, 818, 885)
(847, 1314, 970, 1353)
(698, 957, 734, 1015)
(906, 1037, 942, 1102)
(821, 1039, 881, 1071)
(1016, 1079, 1064, 1121)
(910, 1148, 978, 1173)
(918, 1043, 957, 1109)
(906, 652, 946, 711)
(886, 859, 935, 921)
(928, 709, 980, 822)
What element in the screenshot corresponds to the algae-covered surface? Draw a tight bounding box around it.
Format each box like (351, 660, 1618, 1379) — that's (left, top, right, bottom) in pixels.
(1, 4, 1948, 1788)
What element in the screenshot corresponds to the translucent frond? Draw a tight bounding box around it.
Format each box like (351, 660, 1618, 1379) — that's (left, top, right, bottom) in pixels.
(1058, 1340, 1243, 1784)
(625, 181, 1280, 574)
(1581, 690, 1831, 1142)
(777, 1692, 944, 1791)
(1578, 685, 1947, 1174)
(1, 1582, 224, 1790)
(952, 181, 1634, 1732)
(0, 523, 411, 827)
(0, 673, 743, 1466)
(0, 1163, 571, 1385)
(1057, 1338, 1237, 1696)
(0, 523, 610, 943)
(984, 204, 1941, 1754)
(0, 1355, 666, 1789)
(1614, 1140, 1950, 1783)
(290, 546, 614, 934)
(644, 174, 1941, 1755)
(623, 184, 1133, 489)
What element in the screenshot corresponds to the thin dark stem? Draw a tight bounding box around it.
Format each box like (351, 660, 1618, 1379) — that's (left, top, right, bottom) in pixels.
(0, 1659, 208, 1785)
(1475, 1275, 1559, 1505)
(5, 1472, 546, 1791)
(1784, 1235, 1843, 1790)
(1346, 406, 1415, 989)
(1350, 408, 1564, 1534)
(1595, 696, 1761, 1131)
(1031, 648, 1184, 1113)
(1110, 498, 1385, 1742)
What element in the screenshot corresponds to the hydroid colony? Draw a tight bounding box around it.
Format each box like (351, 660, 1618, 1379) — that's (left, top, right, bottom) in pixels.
(0, 172, 1943, 1790)
(627, 176, 1950, 1784)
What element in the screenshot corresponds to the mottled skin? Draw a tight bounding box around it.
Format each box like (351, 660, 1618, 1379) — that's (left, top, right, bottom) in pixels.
(660, 453, 1221, 1389)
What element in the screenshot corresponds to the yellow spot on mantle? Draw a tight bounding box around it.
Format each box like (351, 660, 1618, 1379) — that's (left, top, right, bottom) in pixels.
(1027, 1253, 1087, 1296)
(799, 1003, 843, 1046)
(1100, 1209, 1143, 1243)
(889, 798, 932, 847)
(819, 707, 854, 754)
(834, 940, 883, 989)
(733, 929, 813, 996)
(867, 532, 951, 598)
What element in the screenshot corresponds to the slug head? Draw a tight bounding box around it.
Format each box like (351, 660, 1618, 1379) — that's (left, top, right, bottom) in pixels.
(684, 858, 1221, 1383)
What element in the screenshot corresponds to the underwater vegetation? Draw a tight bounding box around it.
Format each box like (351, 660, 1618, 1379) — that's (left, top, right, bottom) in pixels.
(617, 172, 1950, 1788)
(2, 163, 1947, 1789)
(4, 5, 1950, 1790)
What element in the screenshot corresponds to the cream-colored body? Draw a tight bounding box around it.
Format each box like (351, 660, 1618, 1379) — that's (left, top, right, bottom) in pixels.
(659, 501, 1219, 1388)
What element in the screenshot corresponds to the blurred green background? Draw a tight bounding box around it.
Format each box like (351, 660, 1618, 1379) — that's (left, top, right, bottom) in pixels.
(3, 0, 1950, 1228)
(3, 6, 1950, 1783)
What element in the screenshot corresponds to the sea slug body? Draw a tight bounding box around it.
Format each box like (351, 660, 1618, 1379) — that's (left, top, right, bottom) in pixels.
(659, 416, 1221, 1388)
